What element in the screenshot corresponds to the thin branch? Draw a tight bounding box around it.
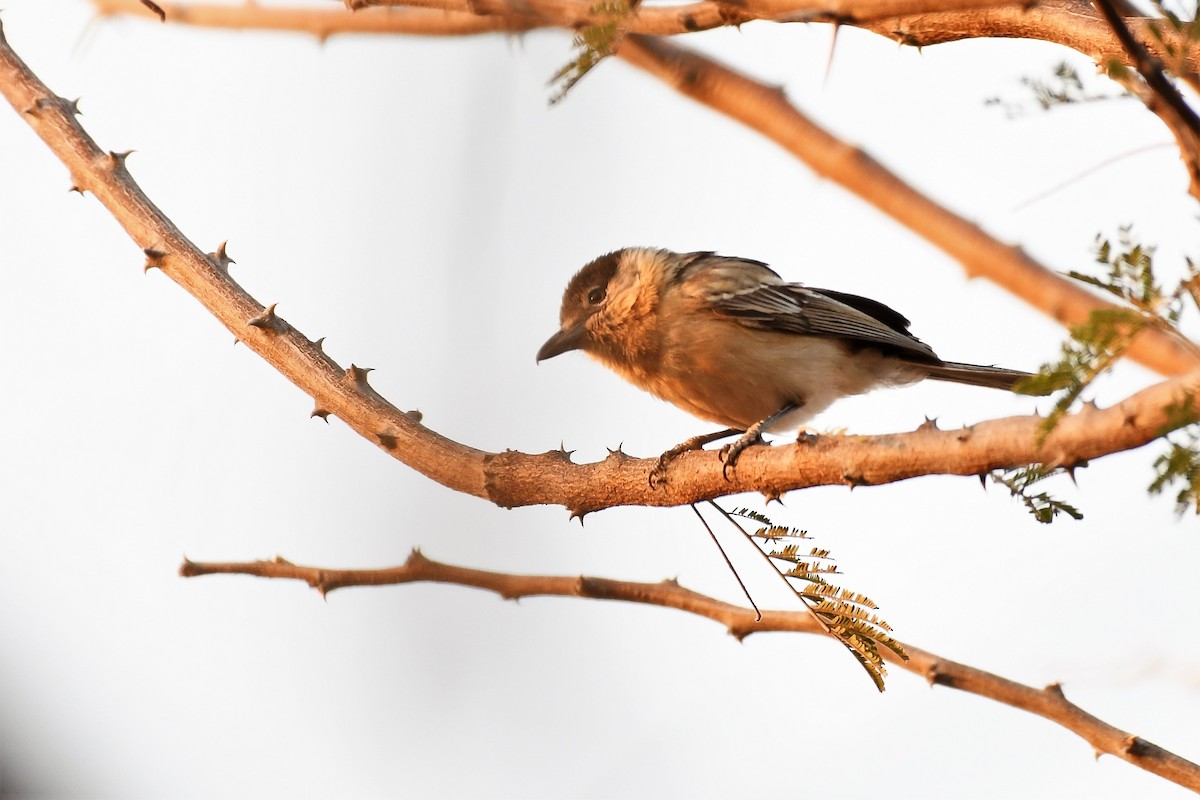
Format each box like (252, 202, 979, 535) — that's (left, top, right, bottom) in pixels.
(1091, 0, 1200, 201)
(2, 19, 1200, 514)
(92, 0, 1200, 73)
(180, 549, 1200, 793)
(93, 0, 547, 36)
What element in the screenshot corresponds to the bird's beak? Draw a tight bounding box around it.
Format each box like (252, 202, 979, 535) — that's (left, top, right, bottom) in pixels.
(537, 324, 586, 362)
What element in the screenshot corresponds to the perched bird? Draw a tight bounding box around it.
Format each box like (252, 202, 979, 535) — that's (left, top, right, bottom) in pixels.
(537, 248, 1039, 478)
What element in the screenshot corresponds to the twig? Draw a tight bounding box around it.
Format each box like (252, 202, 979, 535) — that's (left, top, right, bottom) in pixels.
(1091, 0, 1200, 201)
(179, 550, 1200, 793)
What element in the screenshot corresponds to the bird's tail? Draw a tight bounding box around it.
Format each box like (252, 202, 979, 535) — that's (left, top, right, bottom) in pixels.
(923, 361, 1045, 393)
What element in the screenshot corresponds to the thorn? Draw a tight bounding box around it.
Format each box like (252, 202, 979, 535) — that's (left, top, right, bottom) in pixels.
(917, 416, 940, 432)
(555, 443, 575, 462)
(1065, 466, 1078, 486)
(956, 427, 973, 443)
(569, 508, 588, 525)
(1093, 749, 1103, 762)
(209, 241, 234, 271)
(377, 432, 398, 449)
(271, 554, 293, 566)
(311, 403, 331, 422)
(346, 364, 373, 387)
(247, 303, 284, 333)
(405, 547, 429, 568)
(1082, 398, 1100, 412)
(68, 183, 85, 194)
(762, 489, 784, 504)
(660, 576, 680, 587)
(979, 472, 989, 489)
(405, 409, 423, 424)
(26, 96, 82, 118)
(22, 97, 49, 117)
(924, 661, 942, 686)
(1043, 681, 1066, 698)
(313, 337, 326, 354)
(842, 471, 867, 489)
(140, 0, 167, 21)
(142, 247, 167, 272)
(1121, 735, 1149, 756)
(105, 150, 133, 169)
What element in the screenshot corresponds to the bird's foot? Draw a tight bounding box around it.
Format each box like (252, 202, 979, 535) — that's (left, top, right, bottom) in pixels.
(649, 428, 742, 487)
(718, 430, 766, 480)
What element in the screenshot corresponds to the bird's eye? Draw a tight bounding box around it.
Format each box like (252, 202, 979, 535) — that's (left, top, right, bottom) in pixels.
(587, 287, 606, 305)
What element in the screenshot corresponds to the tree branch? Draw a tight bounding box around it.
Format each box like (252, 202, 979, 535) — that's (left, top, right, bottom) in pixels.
(92, 0, 1200, 73)
(1090, 0, 1200, 200)
(2, 20, 1198, 514)
(179, 549, 1200, 793)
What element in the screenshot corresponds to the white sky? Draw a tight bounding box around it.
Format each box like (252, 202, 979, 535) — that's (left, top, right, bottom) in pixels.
(0, 1, 1198, 797)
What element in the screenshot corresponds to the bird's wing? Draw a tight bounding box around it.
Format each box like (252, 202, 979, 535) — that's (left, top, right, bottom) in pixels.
(709, 280, 941, 363)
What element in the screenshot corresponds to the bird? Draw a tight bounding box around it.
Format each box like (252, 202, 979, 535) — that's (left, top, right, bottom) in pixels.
(537, 247, 1041, 480)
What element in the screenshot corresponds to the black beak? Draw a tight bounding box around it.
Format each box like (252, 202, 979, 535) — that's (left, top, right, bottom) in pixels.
(537, 325, 586, 362)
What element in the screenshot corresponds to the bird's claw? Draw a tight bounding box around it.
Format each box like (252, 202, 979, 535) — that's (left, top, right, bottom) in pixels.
(718, 433, 763, 480)
(648, 455, 673, 488)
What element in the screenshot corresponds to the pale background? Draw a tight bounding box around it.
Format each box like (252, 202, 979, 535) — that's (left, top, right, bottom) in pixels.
(0, 1, 1198, 797)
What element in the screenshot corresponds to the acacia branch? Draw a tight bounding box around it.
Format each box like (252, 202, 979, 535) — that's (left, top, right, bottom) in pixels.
(179, 549, 1200, 792)
(93, 0, 1200, 72)
(2, 21, 1199, 514)
(1090, 0, 1200, 200)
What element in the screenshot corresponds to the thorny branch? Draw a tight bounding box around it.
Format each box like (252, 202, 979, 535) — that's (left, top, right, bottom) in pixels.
(180, 550, 1200, 793)
(3, 4, 1199, 793)
(0, 18, 1198, 518)
(93, 0, 1200, 74)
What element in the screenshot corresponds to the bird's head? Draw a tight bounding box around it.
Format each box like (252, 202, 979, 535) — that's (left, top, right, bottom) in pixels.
(537, 247, 679, 367)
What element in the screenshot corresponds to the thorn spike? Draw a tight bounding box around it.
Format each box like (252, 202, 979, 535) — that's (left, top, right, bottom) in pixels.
(247, 303, 283, 332)
(347, 364, 373, 387)
(106, 150, 133, 169)
(209, 241, 234, 270)
(142, 247, 167, 272)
